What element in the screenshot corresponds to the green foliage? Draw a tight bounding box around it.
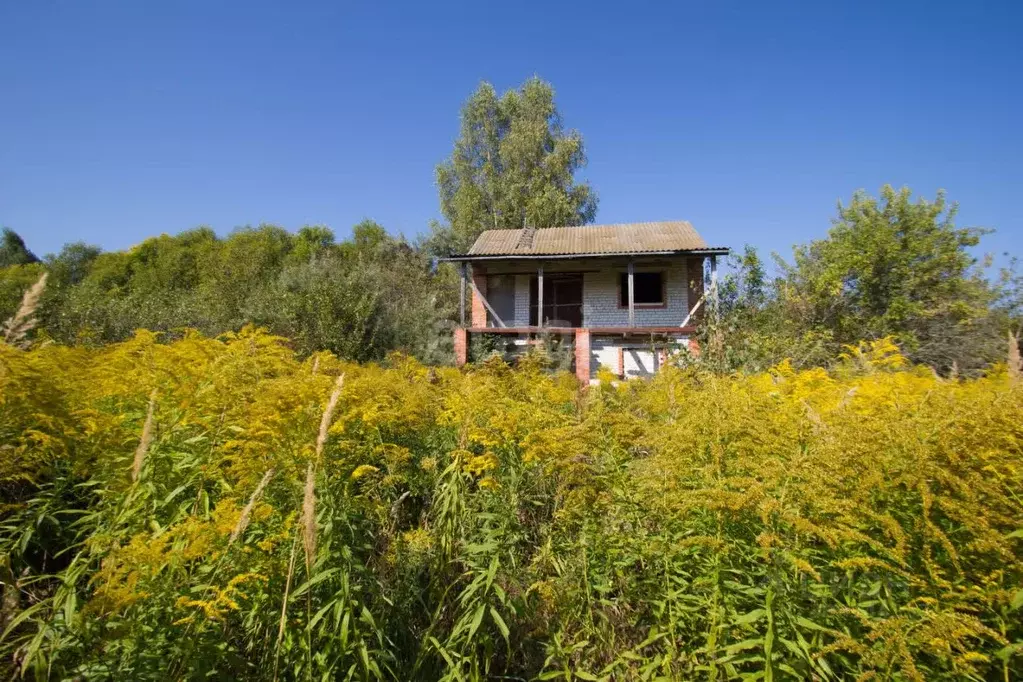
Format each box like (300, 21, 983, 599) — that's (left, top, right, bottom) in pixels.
(427, 77, 598, 255)
(701, 186, 1012, 375)
(1, 330, 1021, 680)
(0, 263, 48, 327)
(1, 223, 455, 362)
(778, 185, 998, 370)
(0, 229, 38, 268)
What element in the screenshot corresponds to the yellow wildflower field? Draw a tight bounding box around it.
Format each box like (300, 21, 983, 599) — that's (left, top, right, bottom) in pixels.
(1, 329, 1020, 680)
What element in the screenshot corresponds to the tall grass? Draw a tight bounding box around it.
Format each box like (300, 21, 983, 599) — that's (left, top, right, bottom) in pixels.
(1, 272, 47, 348)
(0, 329, 1020, 680)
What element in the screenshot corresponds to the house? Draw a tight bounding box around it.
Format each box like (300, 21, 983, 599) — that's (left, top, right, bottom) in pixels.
(443, 221, 728, 383)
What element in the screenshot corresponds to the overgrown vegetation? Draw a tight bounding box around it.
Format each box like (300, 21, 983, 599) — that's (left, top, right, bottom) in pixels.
(1, 328, 1021, 680)
(3, 75, 1023, 679)
(0, 221, 456, 363)
(701, 187, 1022, 375)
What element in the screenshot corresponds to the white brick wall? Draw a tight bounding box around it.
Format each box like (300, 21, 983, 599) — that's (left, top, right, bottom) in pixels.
(489, 260, 691, 329)
(514, 275, 531, 326)
(590, 337, 691, 380)
(476, 259, 697, 381)
(582, 262, 689, 327)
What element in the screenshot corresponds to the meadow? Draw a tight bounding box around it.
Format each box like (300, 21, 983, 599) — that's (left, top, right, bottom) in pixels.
(1, 328, 1021, 680)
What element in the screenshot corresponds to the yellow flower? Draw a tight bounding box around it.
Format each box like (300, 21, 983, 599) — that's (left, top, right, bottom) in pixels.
(351, 464, 380, 480)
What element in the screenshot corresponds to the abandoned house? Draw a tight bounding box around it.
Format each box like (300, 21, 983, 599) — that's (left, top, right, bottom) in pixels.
(443, 221, 729, 383)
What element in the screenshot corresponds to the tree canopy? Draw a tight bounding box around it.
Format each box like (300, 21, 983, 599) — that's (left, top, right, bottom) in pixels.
(0, 222, 455, 362)
(427, 77, 598, 255)
(703, 185, 1013, 374)
(0, 228, 38, 268)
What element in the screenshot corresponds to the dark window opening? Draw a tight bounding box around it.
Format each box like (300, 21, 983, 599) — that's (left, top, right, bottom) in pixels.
(530, 275, 583, 327)
(485, 275, 516, 327)
(620, 272, 664, 306)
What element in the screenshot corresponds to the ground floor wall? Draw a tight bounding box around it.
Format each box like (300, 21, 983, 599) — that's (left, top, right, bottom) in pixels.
(455, 328, 697, 384)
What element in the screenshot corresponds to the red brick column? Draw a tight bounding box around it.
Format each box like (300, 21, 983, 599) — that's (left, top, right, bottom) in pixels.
(453, 328, 467, 367)
(574, 329, 591, 385)
(471, 274, 487, 327)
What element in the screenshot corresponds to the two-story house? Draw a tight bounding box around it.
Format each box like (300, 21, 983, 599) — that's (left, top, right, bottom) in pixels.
(444, 221, 728, 384)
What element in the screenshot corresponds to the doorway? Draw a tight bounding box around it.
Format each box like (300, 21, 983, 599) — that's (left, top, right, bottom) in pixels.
(529, 275, 583, 327)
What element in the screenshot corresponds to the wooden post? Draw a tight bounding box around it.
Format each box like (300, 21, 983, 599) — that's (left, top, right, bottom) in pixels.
(459, 262, 466, 326)
(627, 260, 635, 327)
(467, 263, 505, 327)
(710, 255, 718, 315)
(537, 263, 544, 328)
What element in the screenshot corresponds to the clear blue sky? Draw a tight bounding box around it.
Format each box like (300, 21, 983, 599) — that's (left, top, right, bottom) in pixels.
(2, 1, 1021, 269)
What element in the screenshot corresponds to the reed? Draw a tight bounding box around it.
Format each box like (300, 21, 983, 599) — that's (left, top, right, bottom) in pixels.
(315, 373, 345, 458)
(1009, 331, 1021, 381)
(229, 468, 275, 544)
(130, 389, 158, 482)
(300, 462, 316, 574)
(1, 272, 47, 348)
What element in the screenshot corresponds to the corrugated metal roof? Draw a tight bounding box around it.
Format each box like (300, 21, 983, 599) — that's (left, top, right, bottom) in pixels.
(465, 221, 723, 257)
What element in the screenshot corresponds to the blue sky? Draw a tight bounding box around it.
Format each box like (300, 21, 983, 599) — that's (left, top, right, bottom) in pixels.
(2, 1, 1021, 270)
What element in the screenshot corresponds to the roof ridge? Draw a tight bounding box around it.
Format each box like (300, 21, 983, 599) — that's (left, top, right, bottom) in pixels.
(515, 226, 537, 249)
(531, 220, 690, 230)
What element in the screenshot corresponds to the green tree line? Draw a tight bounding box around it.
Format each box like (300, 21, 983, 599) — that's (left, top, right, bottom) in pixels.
(2, 77, 1020, 372)
(702, 186, 1022, 375)
(0, 222, 455, 363)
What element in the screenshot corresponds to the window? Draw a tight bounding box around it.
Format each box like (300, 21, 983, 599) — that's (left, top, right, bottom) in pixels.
(485, 275, 516, 327)
(619, 272, 665, 306)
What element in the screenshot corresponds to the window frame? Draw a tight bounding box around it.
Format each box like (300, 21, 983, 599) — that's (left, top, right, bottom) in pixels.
(617, 270, 667, 309)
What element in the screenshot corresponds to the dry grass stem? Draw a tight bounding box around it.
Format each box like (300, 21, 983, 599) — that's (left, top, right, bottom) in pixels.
(315, 373, 345, 458)
(272, 531, 299, 682)
(229, 468, 275, 544)
(131, 389, 158, 482)
(1009, 332, 1021, 382)
(2, 272, 48, 348)
(311, 356, 320, 376)
(301, 462, 316, 574)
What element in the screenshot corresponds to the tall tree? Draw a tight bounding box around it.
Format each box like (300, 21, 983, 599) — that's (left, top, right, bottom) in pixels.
(0, 228, 38, 267)
(776, 185, 997, 371)
(427, 77, 598, 255)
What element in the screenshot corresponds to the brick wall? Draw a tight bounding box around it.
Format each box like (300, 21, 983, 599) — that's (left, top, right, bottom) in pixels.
(574, 329, 591, 384)
(470, 274, 487, 327)
(514, 275, 531, 326)
(581, 262, 689, 327)
(479, 259, 693, 329)
(453, 328, 467, 366)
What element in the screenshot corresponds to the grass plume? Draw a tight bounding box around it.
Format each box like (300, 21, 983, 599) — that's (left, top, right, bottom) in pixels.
(2, 272, 48, 348)
(300, 373, 344, 575)
(315, 372, 345, 458)
(229, 468, 275, 544)
(131, 389, 158, 482)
